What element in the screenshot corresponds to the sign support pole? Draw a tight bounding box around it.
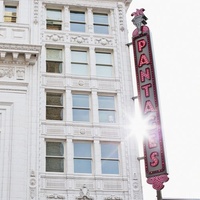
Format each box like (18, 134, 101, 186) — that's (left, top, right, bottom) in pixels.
(157, 190, 162, 200)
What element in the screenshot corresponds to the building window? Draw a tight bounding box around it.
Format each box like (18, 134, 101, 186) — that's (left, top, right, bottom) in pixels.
(72, 94, 90, 122)
(46, 48, 63, 73)
(70, 11, 85, 32)
(46, 142, 64, 172)
(46, 92, 63, 120)
(101, 143, 119, 174)
(93, 13, 109, 34)
(4, 6, 17, 23)
(74, 142, 92, 173)
(71, 50, 88, 76)
(96, 52, 113, 77)
(46, 9, 62, 30)
(98, 95, 115, 123)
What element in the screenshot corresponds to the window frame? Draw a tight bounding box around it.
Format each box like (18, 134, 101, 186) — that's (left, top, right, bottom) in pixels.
(93, 13, 109, 34)
(73, 141, 92, 174)
(95, 51, 113, 77)
(70, 10, 86, 32)
(101, 142, 120, 175)
(46, 92, 64, 121)
(46, 47, 63, 73)
(46, 141, 65, 173)
(72, 93, 90, 122)
(4, 5, 17, 23)
(46, 8, 62, 30)
(71, 49, 89, 76)
(98, 94, 116, 123)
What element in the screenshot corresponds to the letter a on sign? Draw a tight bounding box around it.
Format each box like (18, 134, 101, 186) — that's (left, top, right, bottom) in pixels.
(138, 54, 150, 67)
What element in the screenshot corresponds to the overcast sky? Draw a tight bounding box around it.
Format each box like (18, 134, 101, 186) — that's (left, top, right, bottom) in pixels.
(127, 1, 200, 199)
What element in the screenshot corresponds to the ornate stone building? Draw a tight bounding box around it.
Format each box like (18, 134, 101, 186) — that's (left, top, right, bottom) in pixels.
(0, 0, 143, 199)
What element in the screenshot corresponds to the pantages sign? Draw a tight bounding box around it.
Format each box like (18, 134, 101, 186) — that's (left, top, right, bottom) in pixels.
(131, 9, 169, 190)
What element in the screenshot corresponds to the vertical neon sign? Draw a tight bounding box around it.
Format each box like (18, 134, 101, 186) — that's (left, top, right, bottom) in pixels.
(131, 9, 169, 190)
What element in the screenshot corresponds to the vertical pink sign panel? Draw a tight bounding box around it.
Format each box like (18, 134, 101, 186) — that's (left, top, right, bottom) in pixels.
(132, 26, 169, 190)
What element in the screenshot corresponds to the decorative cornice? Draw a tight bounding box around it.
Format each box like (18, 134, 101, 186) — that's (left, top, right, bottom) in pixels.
(0, 43, 41, 65)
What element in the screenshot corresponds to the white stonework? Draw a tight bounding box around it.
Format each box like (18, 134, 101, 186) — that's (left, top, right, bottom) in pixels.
(0, 0, 143, 199)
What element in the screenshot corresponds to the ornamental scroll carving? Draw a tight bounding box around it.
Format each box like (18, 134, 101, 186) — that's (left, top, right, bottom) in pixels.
(71, 36, 88, 44)
(95, 38, 113, 46)
(76, 185, 93, 200)
(147, 174, 169, 190)
(46, 34, 64, 42)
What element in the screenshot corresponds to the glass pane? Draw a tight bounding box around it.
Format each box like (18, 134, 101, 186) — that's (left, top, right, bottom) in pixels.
(74, 159, 91, 173)
(46, 93, 62, 106)
(4, 16, 16, 22)
(99, 110, 115, 123)
(73, 109, 89, 122)
(46, 107, 63, 120)
(74, 143, 91, 157)
(5, 6, 17, 23)
(98, 96, 114, 109)
(47, 9, 62, 20)
(47, 49, 62, 61)
(46, 142, 64, 156)
(71, 63, 88, 76)
(73, 94, 89, 107)
(94, 14, 108, 24)
(70, 23, 85, 32)
(71, 51, 87, 63)
(96, 65, 112, 77)
(96, 53, 111, 65)
(5, 6, 17, 12)
(94, 25, 109, 34)
(47, 23, 62, 30)
(101, 160, 119, 174)
(70, 11, 85, 22)
(46, 158, 64, 172)
(46, 61, 62, 73)
(101, 143, 118, 158)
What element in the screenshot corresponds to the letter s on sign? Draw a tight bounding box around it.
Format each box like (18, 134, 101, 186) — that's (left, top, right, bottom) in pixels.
(150, 152, 159, 167)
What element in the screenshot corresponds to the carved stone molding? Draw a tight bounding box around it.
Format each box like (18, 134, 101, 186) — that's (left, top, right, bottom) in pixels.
(47, 194, 65, 199)
(34, 0, 39, 24)
(0, 66, 26, 80)
(76, 185, 93, 200)
(16, 67, 25, 80)
(0, 67, 14, 78)
(118, 3, 125, 31)
(105, 195, 122, 200)
(30, 170, 37, 199)
(132, 173, 139, 191)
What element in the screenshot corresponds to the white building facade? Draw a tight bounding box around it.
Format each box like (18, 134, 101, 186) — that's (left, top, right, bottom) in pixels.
(0, 0, 143, 199)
